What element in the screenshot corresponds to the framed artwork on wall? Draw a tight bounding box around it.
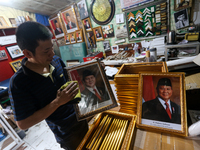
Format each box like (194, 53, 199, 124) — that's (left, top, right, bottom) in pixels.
(65, 34, 70, 44)
(0, 16, 9, 28)
(102, 24, 115, 38)
(69, 32, 76, 44)
(6, 45, 24, 59)
(60, 5, 79, 33)
(0, 50, 8, 61)
(103, 40, 111, 51)
(76, 29, 84, 43)
(116, 14, 124, 24)
(9, 59, 22, 72)
(174, 0, 192, 11)
(77, 0, 89, 20)
(174, 9, 189, 30)
(82, 17, 92, 31)
(93, 26, 104, 41)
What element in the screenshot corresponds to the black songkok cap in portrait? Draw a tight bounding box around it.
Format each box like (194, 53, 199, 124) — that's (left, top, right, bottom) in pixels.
(157, 78, 172, 87)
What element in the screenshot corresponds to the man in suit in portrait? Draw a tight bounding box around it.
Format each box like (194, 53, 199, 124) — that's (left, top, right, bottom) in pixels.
(142, 78, 181, 124)
(81, 69, 110, 107)
(65, 35, 70, 43)
(95, 29, 102, 38)
(77, 33, 82, 41)
(54, 20, 63, 35)
(85, 20, 90, 29)
(66, 13, 76, 30)
(70, 34, 75, 42)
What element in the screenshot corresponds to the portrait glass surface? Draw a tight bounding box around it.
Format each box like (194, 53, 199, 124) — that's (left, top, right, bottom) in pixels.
(174, 9, 189, 29)
(49, 16, 64, 39)
(77, 0, 89, 20)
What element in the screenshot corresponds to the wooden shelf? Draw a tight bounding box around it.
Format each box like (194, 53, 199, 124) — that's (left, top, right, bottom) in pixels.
(0, 27, 16, 30)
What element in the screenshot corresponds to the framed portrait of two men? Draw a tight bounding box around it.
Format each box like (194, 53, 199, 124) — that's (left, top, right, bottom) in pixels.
(66, 60, 118, 121)
(137, 72, 187, 136)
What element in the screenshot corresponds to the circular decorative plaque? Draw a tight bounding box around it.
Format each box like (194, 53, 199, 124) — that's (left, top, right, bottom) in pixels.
(90, 0, 115, 25)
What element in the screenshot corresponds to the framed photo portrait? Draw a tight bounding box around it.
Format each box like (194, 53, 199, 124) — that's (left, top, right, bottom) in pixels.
(9, 59, 22, 72)
(0, 16, 9, 28)
(49, 15, 64, 39)
(93, 26, 104, 41)
(76, 29, 84, 43)
(137, 72, 187, 137)
(6, 45, 24, 59)
(85, 31, 96, 49)
(9, 18, 17, 27)
(82, 17, 92, 31)
(65, 34, 70, 44)
(60, 5, 79, 33)
(116, 13, 124, 24)
(103, 40, 111, 51)
(111, 45, 119, 54)
(102, 24, 115, 38)
(0, 50, 8, 61)
(174, 9, 189, 30)
(77, 0, 89, 20)
(66, 60, 118, 121)
(174, 0, 192, 11)
(69, 32, 76, 44)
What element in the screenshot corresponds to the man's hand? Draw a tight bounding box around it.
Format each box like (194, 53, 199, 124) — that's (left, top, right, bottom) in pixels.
(56, 82, 79, 106)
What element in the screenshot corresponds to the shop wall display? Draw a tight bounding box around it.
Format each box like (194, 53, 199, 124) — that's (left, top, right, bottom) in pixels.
(9, 59, 22, 72)
(0, 50, 8, 61)
(137, 72, 187, 137)
(60, 5, 79, 33)
(125, 0, 168, 41)
(6, 45, 24, 59)
(174, 9, 189, 30)
(66, 60, 118, 121)
(93, 26, 104, 41)
(49, 15, 65, 39)
(82, 17, 92, 31)
(120, 0, 154, 10)
(77, 0, 89, 20)
(76, 29, 84, 43)
(102, 24, 115, 38)
(174, 0, 192, 11)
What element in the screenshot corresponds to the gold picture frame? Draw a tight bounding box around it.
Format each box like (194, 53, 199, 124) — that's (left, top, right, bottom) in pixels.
(75, 29, 84, 43)
(66, 60, 118, 121)
(69, 32, 76, 44)
(137, 72, 187, 137)
(9, 59, 22, 72)
(82, 17, 92, 31)
(65, 34, 70, 44)
(174, 0, 192, 11)
(93, 26, 104, 42)
(0, 16, 9, 28)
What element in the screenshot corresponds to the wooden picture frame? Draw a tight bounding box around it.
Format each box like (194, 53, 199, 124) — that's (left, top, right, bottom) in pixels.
(137, 72, 187, 137)
(6, 45, 24, 59)
(93, 26, 104, 42)
(174, 0, 192, 11)
(66, 60, 118, 121)
(76, 29, 84, 43)
(102, 24, 115, 38)
(77, 0, 89, 20)
(66, 60, 80, 67)
(9, 18, 17, 27)
(0, 16, 9, 28)
(60, 5, 79, 34)
(82, 17, 92, 31)
(65, 34, 70, 44)
(103, 40, 111, 51)
(69, 32, 76, 44)
(49, 14, 65, 39)
(0, 50, 8, 61)
(9, 59, 22, 72)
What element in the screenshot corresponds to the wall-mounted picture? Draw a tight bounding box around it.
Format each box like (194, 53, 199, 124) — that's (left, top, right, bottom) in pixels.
(102, 24, 115, 38)
(174, 9, 189, 30)
(65, 34, 70, 44)
(85, 31, 96, 49)
(9, 59, 22, 72)
(0, 16, 9, 28)
(60, 5, 79, 33)
(76, 29, 84, 43)
(115, 25, 128, 39)
(0, 50, 8, 61)
(77, 0, 89, 20)
(93, 26, 104, 41)
(66, 60, 118, 121)
(69, 32, 76, 43)
(116, 13, 124, 24)
(137, 72, 187, 137)
(174, 0, 192, 11)
(111, 45, 119, 54)
(9, 18, 17, 27)
(82, 17, 92, 31)
(49, 15, 64, 39)
(103, 40, 111, 51)
(6, 45, 24, 59)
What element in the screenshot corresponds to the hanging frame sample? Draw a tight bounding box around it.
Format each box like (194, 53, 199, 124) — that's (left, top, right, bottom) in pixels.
(125, 0, 169, 41)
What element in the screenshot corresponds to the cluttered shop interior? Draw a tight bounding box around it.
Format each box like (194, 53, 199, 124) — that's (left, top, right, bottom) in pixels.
(0, 0, 200, 149)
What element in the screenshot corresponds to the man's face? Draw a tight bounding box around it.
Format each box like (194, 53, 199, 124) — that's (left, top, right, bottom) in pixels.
(66, 16, 71, 22)
(55, 22, 60, 28)
(96, 30, 99, 34)
(158, 85, 173, 101)
(84, 75, 96, 88)
(31, 39, 54, 67)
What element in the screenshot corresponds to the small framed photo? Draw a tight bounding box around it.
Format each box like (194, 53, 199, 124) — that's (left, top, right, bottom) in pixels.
(103, 40, 111, 51)
(174, 9, 189, 30)
(116, 13, 124, 24)
(77, 0, 89, 20)
(0, 50, 8, 61)
(174, 0, 192, 11)
(0, 16, 9, 28)
(6, 45, 24, 59)
(66, 60, 80, 67)
(66, 60, 118, 121)
(93, 26, 104, 41)
(85, 31, 96, 49)
(9, 18, 17, 27)
(82, 17, 92, 31)
(76, 29, 84, 43)
(9, 59, 22, 72)
(69, 32, 76, 44)
(49, 14, 65, 39)
(60, 5, 79, 33)
(65, 34, 70, 44)
(137, 72, 187, 137)
(111, 45, 119, 54)
(102, 24, 115, 38)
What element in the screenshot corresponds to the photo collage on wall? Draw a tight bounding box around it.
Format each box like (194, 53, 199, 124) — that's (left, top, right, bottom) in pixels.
(127, 1, 167, 40)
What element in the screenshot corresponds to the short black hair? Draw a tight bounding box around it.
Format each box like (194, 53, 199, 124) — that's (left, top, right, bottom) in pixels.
(82, 70, 95, 81)
(54, 20, 57, 23)
(66, 13, 70, 17)
(16, 21, 52, 55)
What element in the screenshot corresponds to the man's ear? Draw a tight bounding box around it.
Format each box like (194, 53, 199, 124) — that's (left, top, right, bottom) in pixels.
(23, 49, 33, 58)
